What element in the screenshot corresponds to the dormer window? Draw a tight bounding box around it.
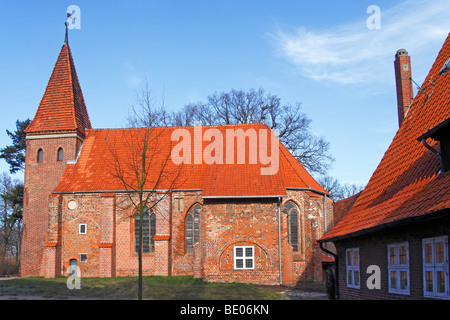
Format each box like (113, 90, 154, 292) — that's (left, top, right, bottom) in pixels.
(37, 149, 43, 163)
(418, 116, 450, 172)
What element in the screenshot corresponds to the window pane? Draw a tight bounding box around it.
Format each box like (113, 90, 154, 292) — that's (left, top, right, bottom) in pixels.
(400, 271, 408, 290)
(437, 271, 446, 293)
(436, 241, 445, 264)
(194, 208, 199, 244)
(425, 271, 434, 292)
(347, 270, 353, 285)
(150, 214, 156, 252)
(245, 259, 253, 269)
(186, 215, 193, 253)
(390, 246, 397, 265)
(353, 250, 359, 266)
(425, 243, 433, 264)
(282, 202, 294, 214)
(235, 247, 243, 257)
(399, 245, 407, 265)
(390, 271, 397, 289)
(135, 215, 140, 253)
(289, 209, 299, 252)
(354, 270, 360, 286)
(347, 251, 352, 266)
(142, 212, 149, 253)
(236, 259, 243, 269)
(245, 247, 253, 257)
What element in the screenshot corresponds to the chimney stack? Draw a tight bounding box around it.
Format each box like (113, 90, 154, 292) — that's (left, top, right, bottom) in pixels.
(394, 49, 414, 127)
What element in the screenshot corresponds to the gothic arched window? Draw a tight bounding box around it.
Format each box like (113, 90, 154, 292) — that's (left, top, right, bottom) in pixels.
(186, 204, 201, 253)
(135, 206, 155, 253)
(283, 202, 300, 252)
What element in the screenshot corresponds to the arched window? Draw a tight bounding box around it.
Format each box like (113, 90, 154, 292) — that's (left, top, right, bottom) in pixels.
(186, 204, 201, 253)
(57, 147, 63, 161)
(135, 206, 153, 253)
(37, 148, 43, 163)
(283, 202, 299, 252)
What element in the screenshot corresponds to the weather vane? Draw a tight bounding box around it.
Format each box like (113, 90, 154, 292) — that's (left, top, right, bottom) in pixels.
(65, 5, 81, 44)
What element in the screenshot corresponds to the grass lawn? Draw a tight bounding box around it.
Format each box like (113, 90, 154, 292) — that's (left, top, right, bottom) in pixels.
(0, 276, 288, 300)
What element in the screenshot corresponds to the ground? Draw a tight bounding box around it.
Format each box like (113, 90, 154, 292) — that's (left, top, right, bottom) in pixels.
(0, 276, 328, 300)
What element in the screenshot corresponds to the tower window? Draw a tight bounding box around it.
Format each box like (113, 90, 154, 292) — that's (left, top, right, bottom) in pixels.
(57, 148, 64, 161)
(37, 149, 43, 163)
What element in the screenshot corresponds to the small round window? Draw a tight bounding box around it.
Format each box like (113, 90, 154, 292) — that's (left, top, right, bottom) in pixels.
(68, 200, 77, 210)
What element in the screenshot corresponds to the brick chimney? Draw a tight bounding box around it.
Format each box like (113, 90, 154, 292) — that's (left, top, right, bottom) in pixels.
(394, 49, 414, 127)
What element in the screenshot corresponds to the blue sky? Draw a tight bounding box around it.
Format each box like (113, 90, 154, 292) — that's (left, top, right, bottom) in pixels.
(1, 1, 449, 188)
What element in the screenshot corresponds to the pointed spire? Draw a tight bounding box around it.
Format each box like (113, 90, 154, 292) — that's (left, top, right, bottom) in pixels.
(25, 28, 91, 137)
(64, 21, 69, 46)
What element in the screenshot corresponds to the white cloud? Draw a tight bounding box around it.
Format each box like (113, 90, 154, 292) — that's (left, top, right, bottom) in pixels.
(270, 0, 450, 85)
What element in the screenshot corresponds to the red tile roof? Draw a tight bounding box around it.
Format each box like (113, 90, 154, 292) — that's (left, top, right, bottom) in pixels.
(320, 33, 450, 242)
(25, 43, 91, 137)
(53, 123, 327, 197)
(332, 192, 361, 225)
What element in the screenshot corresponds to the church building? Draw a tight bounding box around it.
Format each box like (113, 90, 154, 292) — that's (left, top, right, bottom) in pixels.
(20, 32, 333, 286)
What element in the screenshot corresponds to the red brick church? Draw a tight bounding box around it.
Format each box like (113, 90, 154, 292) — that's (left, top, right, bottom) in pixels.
(20, 32, 333, 286)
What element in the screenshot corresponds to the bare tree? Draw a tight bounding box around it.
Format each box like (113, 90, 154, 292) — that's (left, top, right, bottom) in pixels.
(317, 175, 364, 201)
(128, 81, 334, 175)
(171, 88, 334, 175)
(109, 123, 184, 299)
(127, 75, 171, 128)
(115, 80, 186, 299)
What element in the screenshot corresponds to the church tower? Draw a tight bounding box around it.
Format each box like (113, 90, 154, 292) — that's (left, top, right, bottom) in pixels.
(21, 28, 91, 277)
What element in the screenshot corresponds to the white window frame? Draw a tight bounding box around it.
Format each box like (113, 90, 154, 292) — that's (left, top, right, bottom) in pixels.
(423, 236, 449, 300)
(388, 242, 410, 295)
(346, 248, 360, 289)
(79, 223, 87, 234)
(234, 246, 254, 270)
(80, 253, 87, 263)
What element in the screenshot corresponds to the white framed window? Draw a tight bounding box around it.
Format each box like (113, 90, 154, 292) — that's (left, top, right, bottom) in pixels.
(79, 223, 87, 234)
(80, 253, 87, 263)
(388, 242, 410, 295)
(234, 246, 254, 270)
(423, 236, 449, 299)
(346, 248, 360, 288)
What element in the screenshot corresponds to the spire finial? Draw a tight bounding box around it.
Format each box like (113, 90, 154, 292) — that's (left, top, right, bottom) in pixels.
(64, 21, 69, 45)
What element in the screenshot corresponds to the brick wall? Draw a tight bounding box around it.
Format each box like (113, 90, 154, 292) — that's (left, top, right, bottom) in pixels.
(21, 134, 82, 277)
(171, 191, 203, 276)
(39, 188, 331, 285)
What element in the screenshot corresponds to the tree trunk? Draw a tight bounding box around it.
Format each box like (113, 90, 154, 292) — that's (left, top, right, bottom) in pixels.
(138, 205, 143, 300)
